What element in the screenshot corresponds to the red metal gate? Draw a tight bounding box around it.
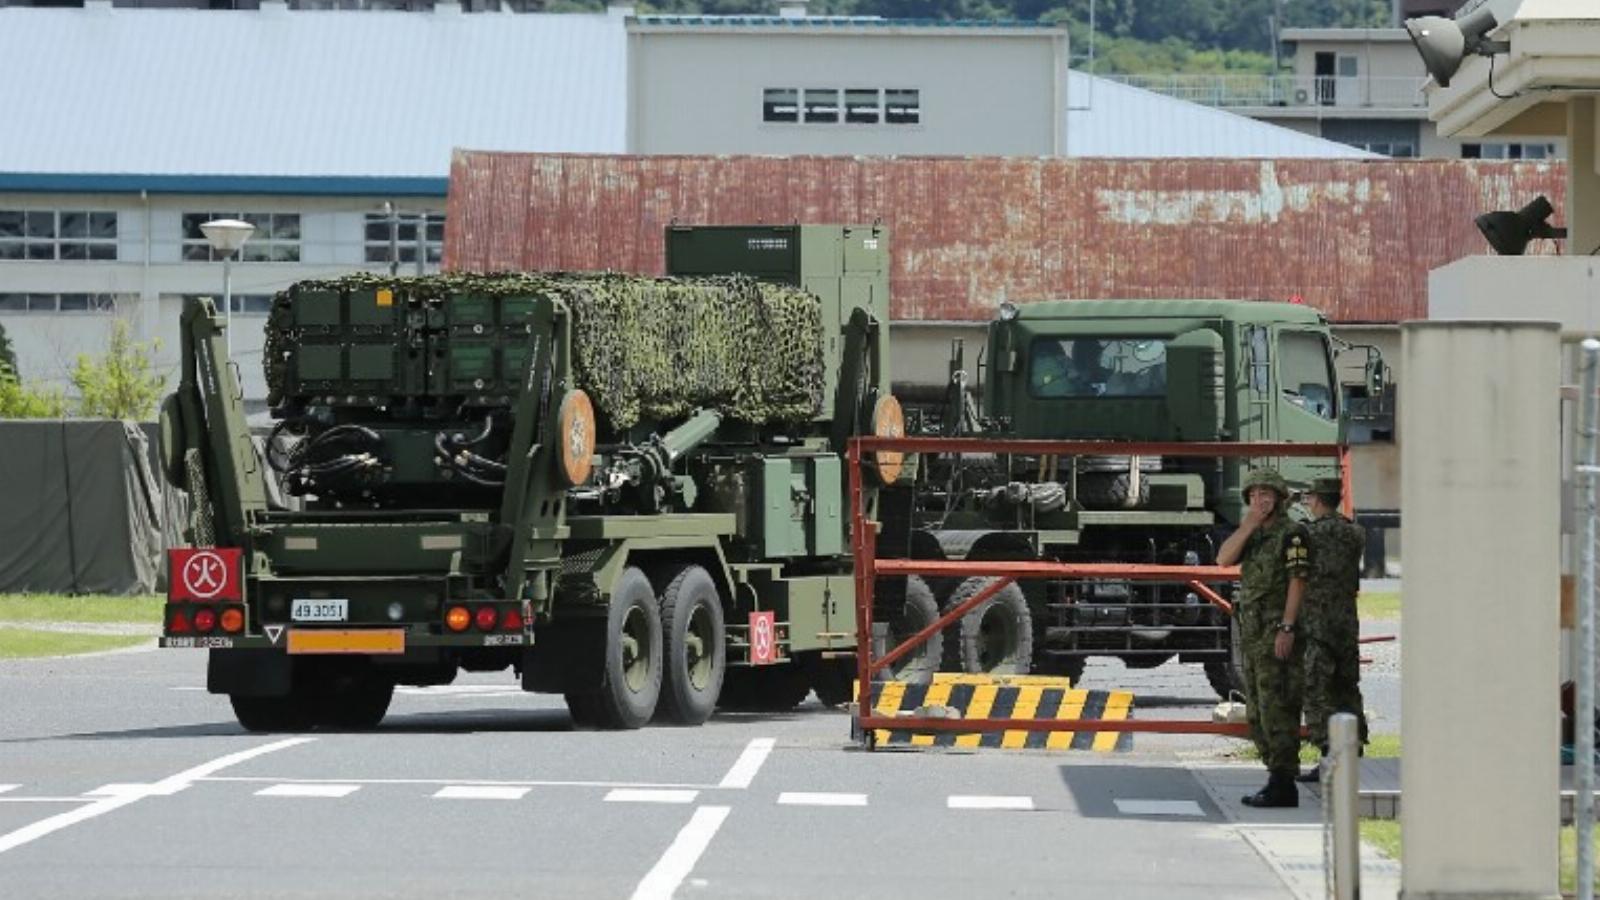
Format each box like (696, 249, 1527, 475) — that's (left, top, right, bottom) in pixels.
(846, 437, 1349, 747)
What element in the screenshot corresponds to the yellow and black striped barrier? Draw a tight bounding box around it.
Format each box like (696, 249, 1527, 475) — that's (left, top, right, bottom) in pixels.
(860, 674, 1134, 752)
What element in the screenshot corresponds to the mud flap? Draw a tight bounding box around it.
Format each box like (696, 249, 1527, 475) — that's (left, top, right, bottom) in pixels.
(208, 649, 294, 698)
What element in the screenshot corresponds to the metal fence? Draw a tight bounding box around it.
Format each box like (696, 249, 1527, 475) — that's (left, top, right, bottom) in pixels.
(1101, 73, 1428, 110)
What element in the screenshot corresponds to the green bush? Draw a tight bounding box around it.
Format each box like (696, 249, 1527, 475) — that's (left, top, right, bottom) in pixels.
(71, 320, 166, 421)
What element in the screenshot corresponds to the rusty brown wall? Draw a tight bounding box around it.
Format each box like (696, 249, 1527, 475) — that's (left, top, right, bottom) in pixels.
(445, 152, 1567, 324)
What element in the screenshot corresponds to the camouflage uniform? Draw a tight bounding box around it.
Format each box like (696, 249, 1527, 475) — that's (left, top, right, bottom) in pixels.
(1237, 472, 1312, 781)
(1302, 501, 1369, 751)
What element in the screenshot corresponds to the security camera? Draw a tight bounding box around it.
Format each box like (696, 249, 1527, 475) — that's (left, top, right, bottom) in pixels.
(1405, 6, 1509, 88)
(1475, 195, 1567, 256)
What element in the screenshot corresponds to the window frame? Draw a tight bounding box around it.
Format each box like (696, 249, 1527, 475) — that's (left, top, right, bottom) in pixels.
(0, 210, 118, 262)
(181, 212, 302, 263)
(1276, 329, 1340, 421)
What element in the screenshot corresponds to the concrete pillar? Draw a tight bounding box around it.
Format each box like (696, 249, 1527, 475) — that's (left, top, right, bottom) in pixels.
(1570, 97, 1600, 257)
(1400, 321, 1561, 900)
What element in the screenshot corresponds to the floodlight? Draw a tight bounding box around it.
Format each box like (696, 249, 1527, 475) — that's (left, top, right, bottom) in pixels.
(1475, 195, 1566, 256)
(1405, 6, 1508, 88)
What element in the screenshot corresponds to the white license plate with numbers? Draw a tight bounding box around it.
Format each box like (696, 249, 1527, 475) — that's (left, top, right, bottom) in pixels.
(290, 599, 349, 623)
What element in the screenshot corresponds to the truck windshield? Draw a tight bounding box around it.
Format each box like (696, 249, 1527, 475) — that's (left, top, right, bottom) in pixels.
(1028, 338, 1168, 398)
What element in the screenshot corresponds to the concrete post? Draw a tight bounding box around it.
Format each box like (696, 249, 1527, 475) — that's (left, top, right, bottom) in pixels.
(1329, 712, 1361, 900)
(1400, 321, 1561, 900)
(1571, 97, 1600, 257)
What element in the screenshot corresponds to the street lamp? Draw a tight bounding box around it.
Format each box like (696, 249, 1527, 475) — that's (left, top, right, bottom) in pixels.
(200, 218, 255, 356)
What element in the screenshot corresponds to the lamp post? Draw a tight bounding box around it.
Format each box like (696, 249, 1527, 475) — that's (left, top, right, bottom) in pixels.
(200, 218, 255, 356)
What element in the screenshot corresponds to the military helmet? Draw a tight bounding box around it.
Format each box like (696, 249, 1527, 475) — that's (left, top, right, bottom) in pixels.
(1310, 476, 1343, 497)
(1242, 467, 1289, 499)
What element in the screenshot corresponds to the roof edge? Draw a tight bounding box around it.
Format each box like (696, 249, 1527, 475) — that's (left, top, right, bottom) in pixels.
(0, 173, 449, 197)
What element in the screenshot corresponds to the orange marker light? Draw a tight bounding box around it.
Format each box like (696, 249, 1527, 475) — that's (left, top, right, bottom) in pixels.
(445, 606, 471, 632)
(220, 608, 245, 634)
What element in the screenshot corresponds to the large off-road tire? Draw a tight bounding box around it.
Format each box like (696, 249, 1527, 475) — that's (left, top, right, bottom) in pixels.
(565, 566, 662, 729)
(655, 565, 725, 726)
(230, 695, 315, 733)
(1206, 614, 1248, 701)
(717, 663, 812, 712)
(942, 578, 1034, 676)
(877, 575, 943, 683)
(1075, 472, 1152, 509)
(316, 678, 394, 730)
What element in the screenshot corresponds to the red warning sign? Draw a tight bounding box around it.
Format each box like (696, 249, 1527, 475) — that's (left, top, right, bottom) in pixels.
(749, 610, 777, 666)
(168, 548, 242, 602)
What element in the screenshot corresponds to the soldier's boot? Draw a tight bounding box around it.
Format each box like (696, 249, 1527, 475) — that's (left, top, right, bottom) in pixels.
(1241, 773, 1300, 808)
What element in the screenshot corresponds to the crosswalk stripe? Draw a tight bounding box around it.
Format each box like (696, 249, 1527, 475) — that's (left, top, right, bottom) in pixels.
(947, 795, 1034, 810)
(777, 792, 867, 807)
(255, 784, 360, 798)
(0, 785, 16, 796)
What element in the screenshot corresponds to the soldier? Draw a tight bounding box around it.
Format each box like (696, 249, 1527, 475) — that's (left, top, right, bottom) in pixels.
(1216, 467, 1310, 808)
(1297, 476, 1369, 783)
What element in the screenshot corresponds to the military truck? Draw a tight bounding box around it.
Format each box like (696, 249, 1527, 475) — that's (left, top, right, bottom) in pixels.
(888, 298, 1384, 697)
(157, 224, 919, 731)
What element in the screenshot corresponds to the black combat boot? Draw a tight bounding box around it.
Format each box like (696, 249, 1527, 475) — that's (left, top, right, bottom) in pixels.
(1241, 773, 1300, 808)
(1297, 748, 1327, 784)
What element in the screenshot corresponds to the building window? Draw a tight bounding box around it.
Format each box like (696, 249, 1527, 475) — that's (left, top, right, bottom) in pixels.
(1461, 142, 1559, 160)
(1336, 55, 1359, 78)
(363, 213, 444, 266)
(181, 293, 273, 315)
(182, 212, 301, 262)
(885, 89, 921, 125)
(804, 89, 839, 124)
(0, 292, 117, 313)
(763, 87, 919, 125)
(763, 88, 799, 123)
(0, 210, 117, 262)
(845, 89, 880, 124)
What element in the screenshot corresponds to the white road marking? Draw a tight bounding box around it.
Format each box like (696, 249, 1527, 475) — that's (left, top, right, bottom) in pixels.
(777, 792, 868, 807)
(256, 783, 361, 798)
(85, 783, 186, 799)
(0, 737, 313, 857)
(717, 737, 776, 789)
(0, 798, 94, 804)
(629, 806, 731, 900)
(605, 789, 699, 804)
(168, 686, 207, 692)
(394, 685, 525, 698)
(203, 776, 704, 790)
(1114, 799, 1205, 817)
(948, 795, 1034, 810)
(433, 786, 530, 801)
(0, 785, 16, 795)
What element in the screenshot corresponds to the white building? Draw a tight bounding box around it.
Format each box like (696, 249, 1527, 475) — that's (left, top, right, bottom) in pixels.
(0, 3, 1367, 406)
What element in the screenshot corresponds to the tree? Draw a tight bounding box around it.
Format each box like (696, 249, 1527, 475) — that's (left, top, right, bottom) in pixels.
(0, 362, 69, 419)
(0, 321, 16, 378)
(71, 320, 167, 421)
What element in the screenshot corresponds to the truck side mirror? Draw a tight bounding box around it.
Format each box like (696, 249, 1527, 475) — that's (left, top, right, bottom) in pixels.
(1165, 328, 1225, 440)
(1365, 358, 1388, 398)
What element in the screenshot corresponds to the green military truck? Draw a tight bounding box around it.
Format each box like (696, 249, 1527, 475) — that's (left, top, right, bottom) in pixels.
(158, 224, 916, 731)
(889, 298, 1384, 697)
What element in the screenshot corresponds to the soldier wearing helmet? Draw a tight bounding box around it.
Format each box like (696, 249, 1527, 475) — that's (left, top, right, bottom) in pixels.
(1297, 476, 1369, 783)
(1216, 466, 1312, 808)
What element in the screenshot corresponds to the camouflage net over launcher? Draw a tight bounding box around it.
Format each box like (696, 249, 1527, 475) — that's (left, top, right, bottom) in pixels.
(265, 272, 825, 430)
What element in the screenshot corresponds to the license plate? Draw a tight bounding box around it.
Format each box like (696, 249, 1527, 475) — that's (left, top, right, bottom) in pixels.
(290, 598, 348, 622)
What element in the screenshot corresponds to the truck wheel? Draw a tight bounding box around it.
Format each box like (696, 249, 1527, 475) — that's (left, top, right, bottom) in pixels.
(943, 578, 1034, 676)
(878, 575, 942, 684)
(1206, 614, 1247, 701)
(656, 565, 725, 726)
(318, 678, 394, 731)
(569, 566, 662, 729)
(230, 695, 314, 733)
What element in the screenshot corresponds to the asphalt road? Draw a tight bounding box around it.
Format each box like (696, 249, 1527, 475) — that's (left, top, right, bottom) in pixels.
(0, 645, 1399, 899)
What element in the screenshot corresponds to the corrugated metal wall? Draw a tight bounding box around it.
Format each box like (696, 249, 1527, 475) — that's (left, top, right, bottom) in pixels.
(444, 152, 1566, 323)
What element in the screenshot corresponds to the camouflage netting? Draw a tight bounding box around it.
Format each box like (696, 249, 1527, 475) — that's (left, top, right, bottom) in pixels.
(265, 272, 825, 430)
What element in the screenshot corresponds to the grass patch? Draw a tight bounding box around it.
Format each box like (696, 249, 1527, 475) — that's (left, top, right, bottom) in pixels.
(1230, 732, 1399, 763)
(1358, 592, 1400, 620)
(0, 594, 163, 625)
(1360, 819, 1401, 859)
(0, 628, 150, 659)
(1364, 822, 1600, 892)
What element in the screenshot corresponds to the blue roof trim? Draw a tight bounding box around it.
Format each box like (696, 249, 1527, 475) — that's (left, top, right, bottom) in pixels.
(631, 15, 1056, 29)
(0, 173, 449, 197)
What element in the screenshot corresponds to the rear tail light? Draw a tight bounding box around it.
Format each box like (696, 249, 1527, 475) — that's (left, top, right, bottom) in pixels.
(501, 608, 524, 631)
(473, 605, 499, 632)
(219, 607, 245, 634)
(168, 608, 192, 634)
(192, 607, 218, 634)
(445, 605, 471, 632)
